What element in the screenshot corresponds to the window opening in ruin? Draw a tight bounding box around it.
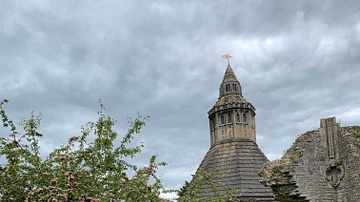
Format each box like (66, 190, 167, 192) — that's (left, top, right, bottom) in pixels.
(236, 113, 240, 122)
(243, 113, 247, 122)
(221, 115, 225, 124)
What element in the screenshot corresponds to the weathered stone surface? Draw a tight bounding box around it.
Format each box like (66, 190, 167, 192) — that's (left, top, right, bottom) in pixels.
(208, 64, 256, 150)
(191, 63, 275, 201)
(259, 117, 360, 201)
(197, 139, 275, 201)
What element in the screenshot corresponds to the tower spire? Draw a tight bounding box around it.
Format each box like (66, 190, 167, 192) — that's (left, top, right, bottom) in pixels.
(211, 56, 255, 143)
(190, 56, 274, 202)
(219, 54, 242, 97)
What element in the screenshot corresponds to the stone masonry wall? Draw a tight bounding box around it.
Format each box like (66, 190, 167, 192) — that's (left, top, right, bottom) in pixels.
(259, 117, 360, 202)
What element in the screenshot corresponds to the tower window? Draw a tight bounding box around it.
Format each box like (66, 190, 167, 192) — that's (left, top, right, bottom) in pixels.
(243, 113, 247, 123)
(233, 83, 236, 91)
(236, 113, 240, 122)
(220, 115, 225, 124)
(228, 113, 232, 123)
(225, 84, 230, 92)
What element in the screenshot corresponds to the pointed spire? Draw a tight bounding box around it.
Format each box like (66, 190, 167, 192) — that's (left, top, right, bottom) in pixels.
(221, 54, 238, 82)
(219, 55, 242, 97)
(223, 64, 238, 82)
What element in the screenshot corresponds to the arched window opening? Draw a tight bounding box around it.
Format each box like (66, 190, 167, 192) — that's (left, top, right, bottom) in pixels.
(233, 83, 236, 91)
(228, 113, 232, 123)
(221, 115, 225, 124)
(243, 113, 247, 123)
(236, 113, 240, 122)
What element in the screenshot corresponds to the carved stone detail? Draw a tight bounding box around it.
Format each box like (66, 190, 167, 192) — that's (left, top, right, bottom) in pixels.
(324, 165, 345, 188)
(320, 117, 344, 187)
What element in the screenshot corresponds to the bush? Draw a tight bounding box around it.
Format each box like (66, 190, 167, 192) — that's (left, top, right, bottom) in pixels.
(177, 169, 238, 202)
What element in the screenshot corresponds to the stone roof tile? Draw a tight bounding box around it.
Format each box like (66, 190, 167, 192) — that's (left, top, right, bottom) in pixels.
(195, 140, 275, 201)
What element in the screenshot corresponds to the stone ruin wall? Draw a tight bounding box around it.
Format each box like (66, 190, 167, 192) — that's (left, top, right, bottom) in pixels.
(259, 117, 360, 202)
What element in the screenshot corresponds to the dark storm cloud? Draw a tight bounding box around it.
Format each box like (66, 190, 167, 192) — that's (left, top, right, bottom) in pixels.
(1, 0, 360, 197)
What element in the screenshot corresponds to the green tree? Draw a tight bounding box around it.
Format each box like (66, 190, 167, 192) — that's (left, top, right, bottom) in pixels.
(178, 180, 190, 197)
(177, 169, 239, 202)
(0, 99, 168, 201)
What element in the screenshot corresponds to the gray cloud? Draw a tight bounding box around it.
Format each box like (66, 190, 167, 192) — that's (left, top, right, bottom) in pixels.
(1, 0, 360, 196)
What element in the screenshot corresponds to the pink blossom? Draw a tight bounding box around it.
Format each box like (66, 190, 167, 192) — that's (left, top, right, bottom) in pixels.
(86, 197, 100, 202)
(51, 177, 59, 184)
(69, 136, 79, 142)
(65, 171, 75, 180)
(59, 154, 67, 160)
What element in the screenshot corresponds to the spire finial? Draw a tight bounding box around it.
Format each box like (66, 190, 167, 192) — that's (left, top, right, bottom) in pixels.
(222, 54, 232, 65)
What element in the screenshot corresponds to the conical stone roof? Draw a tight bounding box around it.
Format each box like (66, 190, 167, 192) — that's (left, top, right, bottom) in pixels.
(196, 139, 275, 201)
(223, 64, 238, 82)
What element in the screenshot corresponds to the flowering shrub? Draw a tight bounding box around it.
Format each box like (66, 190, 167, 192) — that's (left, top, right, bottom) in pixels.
(0, 99, 167, 201)
(177, 169, 238, 202)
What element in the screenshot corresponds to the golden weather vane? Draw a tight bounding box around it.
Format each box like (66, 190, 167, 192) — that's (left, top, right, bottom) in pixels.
(222, 54, 232, 64)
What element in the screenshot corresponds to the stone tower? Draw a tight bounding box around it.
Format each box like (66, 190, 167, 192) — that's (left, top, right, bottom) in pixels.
(194, 61, 275, 201)
(208, 63, 256, 145)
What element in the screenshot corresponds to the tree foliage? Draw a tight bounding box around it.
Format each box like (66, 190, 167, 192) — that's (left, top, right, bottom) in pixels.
(0, 99, 167, 201)
(0, 99, 238, 201)
(177, 169, 239, 202)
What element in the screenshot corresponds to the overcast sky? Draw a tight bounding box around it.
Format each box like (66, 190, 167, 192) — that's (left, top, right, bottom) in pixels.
(1, 0, 360, 198)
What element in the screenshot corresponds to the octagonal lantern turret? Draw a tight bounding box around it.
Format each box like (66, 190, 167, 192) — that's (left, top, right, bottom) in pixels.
(208, 64, 256, 146)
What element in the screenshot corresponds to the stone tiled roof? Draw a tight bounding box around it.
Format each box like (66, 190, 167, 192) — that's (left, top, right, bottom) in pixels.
(223, 64, 238, 82)
(196, 139, 275, 201)
(213, 94, 249, 108)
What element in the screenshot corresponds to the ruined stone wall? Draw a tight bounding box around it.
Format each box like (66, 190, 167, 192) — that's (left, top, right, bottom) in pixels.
(259, 117, 360, 202)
